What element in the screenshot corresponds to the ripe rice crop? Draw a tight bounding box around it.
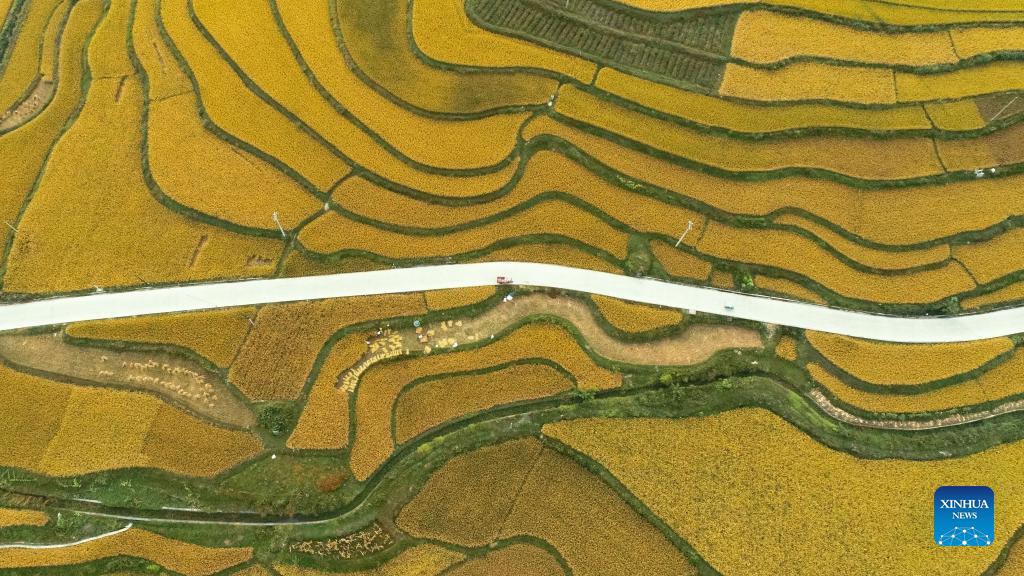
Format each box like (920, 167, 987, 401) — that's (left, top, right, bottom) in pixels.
(997, 535, 1024, 575)
(299, 199, 631, 262)
(719, 62, 896, 105)
(67, 307, 257, 368)
(710, 269, 734, 289)
(755, 275, 826, 304)
(896, 62, 1024, 102)
(349, 323, 619, 480)
(0, 528, 252, 575)
(445, 543, 564, 576)
(0, 361, 259, 476)
(196, 0, 519, 197)
(479, 244, 621, 273)
(651, 242, 713, 282)
(538, 118, 1024, 246)
(335, 0, 556, 114)
(963, 282, 1024, 310)
(924, 100, 987, 132)
(85, 0, 133, 78)
(161, 0, 347, 190)
(279, 0, 534, 171)
(142, 403, 263, 476)
(133, 0, 192, 100)
(0, 0, 63, 113)
(412, 0, 595, 82)
(697, 221, 976, 303)
(500, 447, 696, 576)
(0, 508, 48, 528)
(951, 26, 1024, 58)
(544, 409, 1024, 576)
(393, 362, 573, 443)
(808, 357, 1024, 413)
(775, 336, 799, 361)
(772, 0, 1024, 25)
(730, 10, 957, 65)
(3, 75, 285, 294)
(591, 295, 683, 334)
(954, 228, 1024, 284)
(275, 544, 463, 576)
(554, 86, 944, 180)
(148, 94, 323, 230)
(0, 0, 104, 264)
(805, 330, 1012, 385)
(229, 294, 424, 400)
(287, 332, 367, 450)
(397, 438, 544, 547)
(36, 0, 68, 81)
(773, 214, 950, 271)
(595, 68, 932, 134)
(424, 287, 496, 311)
(334, 152, 706, 244)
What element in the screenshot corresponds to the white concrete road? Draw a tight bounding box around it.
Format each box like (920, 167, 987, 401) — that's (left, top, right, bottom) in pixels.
(0, 262, 1016, 343)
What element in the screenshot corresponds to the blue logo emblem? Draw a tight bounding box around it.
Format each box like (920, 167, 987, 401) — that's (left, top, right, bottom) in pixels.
(934, 486, 994, 546)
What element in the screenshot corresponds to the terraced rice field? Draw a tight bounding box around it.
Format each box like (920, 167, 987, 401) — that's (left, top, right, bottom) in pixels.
(0, 0, 1021, 315)
(2, 0, 1024, 573)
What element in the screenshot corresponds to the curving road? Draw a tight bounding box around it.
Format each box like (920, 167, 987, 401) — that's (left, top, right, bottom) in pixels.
(0, 261, 1017, 343)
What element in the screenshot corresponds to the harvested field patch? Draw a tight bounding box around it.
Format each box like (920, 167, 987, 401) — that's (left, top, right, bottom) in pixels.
(0, 331, 254, 427)
(3, 75, 284, 294)
(697, 221, 976, 303)
(935, 120, 1024, 172)
(398, 438, 543, 547)
(148, 93, 323, 231)
(161, 0, 347, 190)
(0, 78, 54, 132)
(719, 61, 896, 105)
(501, 447, 696, 576)
(808, 356, 1024, 413)
(467, 0, 733, 89)
(591, 295, 683, 334)
(805, 331, 1013, 385)
(730, 10, 957, 65)
(0, 528, 251, 575)
(276, 544, 463, 576)
(336, 0, 556, 114)
(773, 213, 951, 271)
(424, 287, 496, 312)
(596, 68, 931, 134)
(556, 86, 944, 180)
(288, 523, 394, 560)
(281, 0, 533, 171)
(755, 275, 826, 304)
(544, 409, 1024, 575)
(299, 199, 631, 262)
(393, 362, 573, 443)
(229, 294, 424, 401)
(0, 508, 48, 528)
(287, 332, 366, 450)
(445, 543, 564, 576)
(413, 0, 595, 82)
(67, 307, 257, 369)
